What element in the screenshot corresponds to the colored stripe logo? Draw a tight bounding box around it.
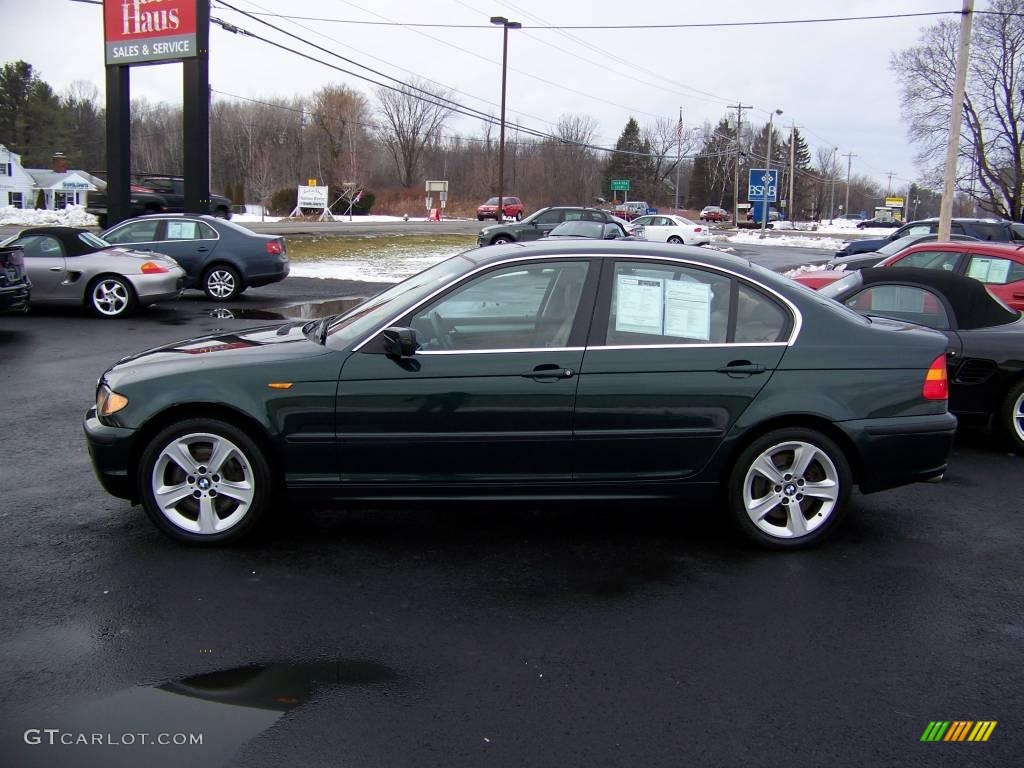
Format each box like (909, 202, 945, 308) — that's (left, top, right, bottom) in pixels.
(921, 721, 997, 742)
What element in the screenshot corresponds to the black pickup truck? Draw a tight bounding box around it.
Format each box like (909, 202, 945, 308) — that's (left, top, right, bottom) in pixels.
(87, 175, 232, 227)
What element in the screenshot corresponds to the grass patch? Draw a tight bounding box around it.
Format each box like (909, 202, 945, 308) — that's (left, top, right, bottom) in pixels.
(286, 234, 477, 262)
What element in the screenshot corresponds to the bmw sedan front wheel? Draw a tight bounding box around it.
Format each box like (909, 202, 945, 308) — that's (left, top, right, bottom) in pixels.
(728, 428, 851, 549)
(138, 418, 273, 545)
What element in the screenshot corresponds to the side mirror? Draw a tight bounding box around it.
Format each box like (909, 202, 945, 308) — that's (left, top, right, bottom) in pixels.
(604, 226, 620, 240)
(382, 326, 418, 358)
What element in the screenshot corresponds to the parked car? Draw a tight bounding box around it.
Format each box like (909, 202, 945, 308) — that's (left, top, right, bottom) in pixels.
(0, 244, 31, 314)
(856, 217, 903, 229)
(544, 220, 630, 239)
(630, 214, 711, 246)
(85, 184, 168, 228)
(611, 201, 653, 220)
(0, 226, 184, 318)
(836, 218, 1024, 258)
(824, 233, 980, 274)
(477, 207, 618, 246)
(101, 214, 289, 301)
(816, 267, 1024, 451)
(836, 213, 865, 221)
(85, 240, 956, 549)
(700, 206, 729, 222)
(136, 175, 233, 219)
(476, 196, 525, 222)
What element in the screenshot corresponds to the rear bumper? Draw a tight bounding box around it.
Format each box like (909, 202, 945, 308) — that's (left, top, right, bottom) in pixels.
(839, 412, 958, 493)
(127, 269, 187, 304)
(84, 407, 137, 501)
(247, 261, 290, 288)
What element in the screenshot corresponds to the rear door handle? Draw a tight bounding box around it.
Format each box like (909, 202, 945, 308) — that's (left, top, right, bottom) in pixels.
(523, 364, 575, 381)
(197, 246, 209, 252)
(716, 361, 766, 376)
(48, 266, 63, 271)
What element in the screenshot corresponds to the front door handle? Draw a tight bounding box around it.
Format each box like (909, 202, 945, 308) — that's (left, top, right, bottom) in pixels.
(523, 364, 575, 381)
(48, 266, 63, 271)
(716, 360, 766, 377)
(197, 246, 209, 252)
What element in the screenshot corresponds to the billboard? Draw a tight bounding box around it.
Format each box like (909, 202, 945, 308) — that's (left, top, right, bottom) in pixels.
(296, 186, 329, 209)
(104, 0, 198, 65)
(748, 169, 779, 202)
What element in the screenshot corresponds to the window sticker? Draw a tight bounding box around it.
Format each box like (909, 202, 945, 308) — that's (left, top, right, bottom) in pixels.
(166, 221, 197, 240)
(967, 257, 1010, 284)
(664, 280, 712, 340)
(615, 275, 664, 334)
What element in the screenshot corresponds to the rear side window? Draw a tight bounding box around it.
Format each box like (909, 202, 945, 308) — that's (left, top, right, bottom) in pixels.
(968, 223, 1008, 241)
(735, 284, 789, 343)
(844, 285, 950, 330)
(533, 210, 562, 225)
(104, 220, 160, 244)
(892, 250, 961, 271)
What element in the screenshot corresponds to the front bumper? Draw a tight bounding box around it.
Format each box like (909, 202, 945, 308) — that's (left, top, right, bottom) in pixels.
(0, 282, 30, 314)
(839, 412, 958, 493)
(84, 406, 138, 501)
(126, 268, 187, 304)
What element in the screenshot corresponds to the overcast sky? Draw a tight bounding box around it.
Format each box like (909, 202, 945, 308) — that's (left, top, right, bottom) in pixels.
(8, 0, 957, 193)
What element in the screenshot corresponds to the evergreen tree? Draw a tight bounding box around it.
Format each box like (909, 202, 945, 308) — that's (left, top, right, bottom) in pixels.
(0, 61, 67, 166)
(687, 118, 736, 208)
(604, 118, 654, 201)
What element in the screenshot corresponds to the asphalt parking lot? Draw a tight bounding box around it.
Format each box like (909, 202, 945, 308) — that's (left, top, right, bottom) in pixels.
(1, 275, 1021, 767)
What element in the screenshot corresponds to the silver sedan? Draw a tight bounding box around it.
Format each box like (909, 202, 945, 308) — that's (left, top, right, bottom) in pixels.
(0, 226, 185, 318)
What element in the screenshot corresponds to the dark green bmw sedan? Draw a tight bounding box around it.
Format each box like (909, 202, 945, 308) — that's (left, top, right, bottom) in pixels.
(85, 241, 957, 549)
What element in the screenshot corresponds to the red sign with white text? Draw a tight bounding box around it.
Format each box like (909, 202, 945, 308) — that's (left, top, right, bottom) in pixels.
(103, 0, 198, 65)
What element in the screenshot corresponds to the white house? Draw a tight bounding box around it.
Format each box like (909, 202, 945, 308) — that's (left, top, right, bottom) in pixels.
(0, 148, 106, 210)
(0, 144, 37, 209)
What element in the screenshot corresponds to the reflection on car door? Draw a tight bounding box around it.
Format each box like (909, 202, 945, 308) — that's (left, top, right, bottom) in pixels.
(15, 234, 74, 303)
(335, 259, 597, 484)
(573, 260, 790, 480)
(521, 209, 564, 241)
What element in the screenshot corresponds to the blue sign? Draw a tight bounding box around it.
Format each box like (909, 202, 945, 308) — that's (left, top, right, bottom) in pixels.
(645, 207, 658, 215)
(748, 169, 779, 203)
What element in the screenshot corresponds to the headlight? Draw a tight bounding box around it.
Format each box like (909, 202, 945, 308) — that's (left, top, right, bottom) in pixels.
(97, 384, 129, 416)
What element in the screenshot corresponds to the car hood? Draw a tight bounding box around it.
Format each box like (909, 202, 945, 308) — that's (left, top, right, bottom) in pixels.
(104, 322, 335, 385)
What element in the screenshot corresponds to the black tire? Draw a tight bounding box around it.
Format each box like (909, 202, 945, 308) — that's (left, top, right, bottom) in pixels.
(87, 274, 137, 318)
(727, 427, 852, 550)
(999, 380, 1024, 453)
(667, 235, 683, 244)
(203, 264, 242, 301)
(477, 215, 485, 221)
(490, 235, 514, 245)
(515, 211, 523, 221)
(138, 418, 273, 546)
(214, 206, 230, 219)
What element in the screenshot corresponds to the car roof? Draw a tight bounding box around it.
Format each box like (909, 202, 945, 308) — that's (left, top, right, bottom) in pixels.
(463, 238, 752, 271)
(12, 226, 102, 255)
(894, 241, 1024, 258)
(857, 266, 1019, 330)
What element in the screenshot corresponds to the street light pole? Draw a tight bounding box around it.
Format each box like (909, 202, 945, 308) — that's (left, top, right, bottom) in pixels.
(491, 16, 521, 223)
(760, 109, 782, 240)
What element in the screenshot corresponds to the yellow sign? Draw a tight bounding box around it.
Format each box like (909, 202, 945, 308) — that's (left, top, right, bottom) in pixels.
(885, 197, 905, 208)
(308, 178, 317, 187)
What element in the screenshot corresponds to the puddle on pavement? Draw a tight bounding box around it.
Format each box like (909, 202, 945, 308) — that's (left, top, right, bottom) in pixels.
(207, 296, 369, 321)
(10, 659, 396, 768)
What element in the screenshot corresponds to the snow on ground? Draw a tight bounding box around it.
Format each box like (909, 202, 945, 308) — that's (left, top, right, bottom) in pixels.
(0, 205, 97, 227)
(716, 231, 846, 250)
(783, 263, 845, 279)
(772, 220, 895, 237)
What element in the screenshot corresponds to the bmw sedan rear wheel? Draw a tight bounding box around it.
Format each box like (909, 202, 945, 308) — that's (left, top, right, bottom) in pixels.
(88, 275, 136, 318)
(204, 265, 241, 301)
(491, 235, 513, 245)
(728, 428, 851, 549)
(139, 418, 272, 545)
(1001, 381, 1024, 453)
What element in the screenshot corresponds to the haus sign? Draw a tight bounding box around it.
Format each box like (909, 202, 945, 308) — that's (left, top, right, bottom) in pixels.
(103, 0, 198, 65)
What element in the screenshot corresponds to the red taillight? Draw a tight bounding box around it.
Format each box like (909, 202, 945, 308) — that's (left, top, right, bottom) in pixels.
(266, 240, 283, 255)
(922, 354, 949, 400)
(694, 226, 702, 233)
(140, 261, 169, 274)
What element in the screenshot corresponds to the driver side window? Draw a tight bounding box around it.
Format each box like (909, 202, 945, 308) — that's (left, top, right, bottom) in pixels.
(409, 262, 590, 351)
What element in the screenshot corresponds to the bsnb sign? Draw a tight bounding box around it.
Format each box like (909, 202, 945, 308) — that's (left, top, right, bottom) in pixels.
(748, 169, 779, 202)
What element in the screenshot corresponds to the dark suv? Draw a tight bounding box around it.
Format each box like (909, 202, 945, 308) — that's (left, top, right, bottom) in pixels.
(838, 218, 1024, 257)
(477, 207, 618, 246)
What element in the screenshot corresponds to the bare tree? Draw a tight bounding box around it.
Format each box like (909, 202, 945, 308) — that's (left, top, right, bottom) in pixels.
(309, 85, 371, 189)
(891, 0, 1023, 220)
(642, 117, 700, 205)
(375, 78, 454, 188)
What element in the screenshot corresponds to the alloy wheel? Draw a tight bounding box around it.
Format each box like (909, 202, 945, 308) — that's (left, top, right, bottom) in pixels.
(91, 278, 131, 317)
(206, 269, 237, 299)
(151, 432, 255, 535)
(742, 440, 840, 539)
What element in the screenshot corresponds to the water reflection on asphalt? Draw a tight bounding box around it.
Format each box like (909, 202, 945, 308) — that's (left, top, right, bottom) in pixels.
(207, 296, 369, 321)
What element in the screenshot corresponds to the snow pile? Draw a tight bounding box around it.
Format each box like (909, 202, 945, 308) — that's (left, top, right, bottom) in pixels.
(783, 263, 843, 279)
(717, 231, 846, 250)
(0, 205, 98, 227)
(772, 219, 895, 237)
(289, 244, 469, 283)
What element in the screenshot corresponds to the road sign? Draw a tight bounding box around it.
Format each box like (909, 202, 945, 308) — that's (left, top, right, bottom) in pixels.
(610, 179, 630, 191)
(747, 169, 779, 202)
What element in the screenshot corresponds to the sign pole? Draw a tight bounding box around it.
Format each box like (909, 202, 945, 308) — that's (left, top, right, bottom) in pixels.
(182, 0, 210, 216)
(104, 65, 130, 226)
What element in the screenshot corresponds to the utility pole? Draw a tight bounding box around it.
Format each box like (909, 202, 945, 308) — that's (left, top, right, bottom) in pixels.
(787, 122, 796, 222)
(674, 107, 682, 212)
(939, 0, 974, 241)
(491, 16, 521, 224)
(843, 151, 856, 219)
(760, 109, 783, 240)
(729, 103, 752, 224)
(829, 146, 838, 224)
(885, 171, 895, 197)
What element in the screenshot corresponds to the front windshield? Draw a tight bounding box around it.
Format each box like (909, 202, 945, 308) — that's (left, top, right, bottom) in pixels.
(876, 234, 925, 257)
(321, 253, 477, 348)
(79, 232, 110, 249)
(483, 197, 499, 205)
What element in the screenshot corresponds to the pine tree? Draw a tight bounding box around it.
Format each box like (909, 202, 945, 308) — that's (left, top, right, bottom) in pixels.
(604, 118, 654, 201)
